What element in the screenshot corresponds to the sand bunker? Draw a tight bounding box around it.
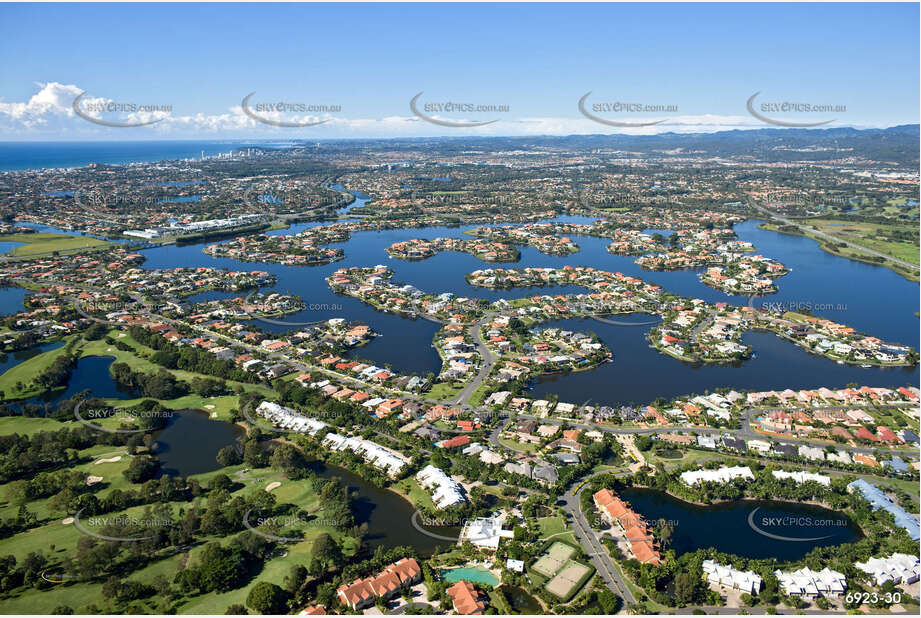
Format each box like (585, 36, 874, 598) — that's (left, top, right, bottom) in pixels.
(61, 517, 74, 525)
(204, 404, 216, 409)
(86, 476, 103, 486)
(265, 482, 281, 492)
(94, 456, 122, 465)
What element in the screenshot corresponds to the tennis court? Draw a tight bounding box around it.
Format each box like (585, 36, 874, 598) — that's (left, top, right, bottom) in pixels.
(532, 541, 576, 577)
(545, 560, 592, 599)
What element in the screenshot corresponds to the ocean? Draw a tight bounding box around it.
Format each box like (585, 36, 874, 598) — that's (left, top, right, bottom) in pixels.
(0, 141, 264, 171)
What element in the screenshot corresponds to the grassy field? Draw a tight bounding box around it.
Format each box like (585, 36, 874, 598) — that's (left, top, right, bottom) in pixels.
(0, 415, 67, 435)
(0, 232, 113, 257)
(0, 339, 72, 398)
(496, 435, 539, 454)
(806, 219, 919, 265)
(424, 382, 462, 401)
(536, 514, 567, 538)
(0, 455, 357, 614)
(392, 477, 437, 512)
(759, 221, 919, 282)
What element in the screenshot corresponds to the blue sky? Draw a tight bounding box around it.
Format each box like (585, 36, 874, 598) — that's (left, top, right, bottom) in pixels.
(0, 2, 917, 139)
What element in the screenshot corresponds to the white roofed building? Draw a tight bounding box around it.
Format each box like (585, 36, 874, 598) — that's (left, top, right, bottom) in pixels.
(774, 567, 846, 597)
(855, 553, 920, 586)
(702, 560, 762, 595)
(416, 464, 467, 509)
(680, 466, 754, 486)
(771, 470, 831, 486)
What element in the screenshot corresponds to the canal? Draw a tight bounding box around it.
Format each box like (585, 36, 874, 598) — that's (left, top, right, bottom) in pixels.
(619, 487, 862, 561)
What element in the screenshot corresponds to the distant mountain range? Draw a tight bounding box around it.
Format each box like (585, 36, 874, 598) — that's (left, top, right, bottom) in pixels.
(300, 125, 920, 167)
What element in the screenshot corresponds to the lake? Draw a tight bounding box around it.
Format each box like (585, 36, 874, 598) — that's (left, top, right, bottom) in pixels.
(153, 409, 245, 477)
(0, 340, 64, 377)
(619, 487, 862, 561)
(29, 355, 138, 405)
(128, 214, 919, 402)
(0, 286, 30, 312)
(312, 459, 460, 556)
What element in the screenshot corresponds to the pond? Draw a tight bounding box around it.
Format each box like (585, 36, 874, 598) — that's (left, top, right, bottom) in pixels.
(153, 409, 245, 477)
(311, 459, 461, 557)
(496, 585, 542, 613)
(0, 286, 29, 310)
(30, 355, 138, 405)
(618, 487, 862, 561)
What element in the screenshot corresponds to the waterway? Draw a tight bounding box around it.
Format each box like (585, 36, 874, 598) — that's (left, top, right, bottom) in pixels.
(153, 409, 245, 477)
(619, 487, 861, 561)
(129, 216, 918, 400)
(310, 459, 460, 555)
(0, 340, 64, 377)
(29, 355, 138, 405)
(0, 286, 30, 315)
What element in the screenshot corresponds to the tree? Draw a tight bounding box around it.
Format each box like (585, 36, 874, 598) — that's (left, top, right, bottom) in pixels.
(246, 581, 288, 615)
(673, 572, 699, 605)
(225, 604, 248, 615)
(243, 441, 267, 467)
(216, 445, 242, 467)
(124, 455, 159, 483)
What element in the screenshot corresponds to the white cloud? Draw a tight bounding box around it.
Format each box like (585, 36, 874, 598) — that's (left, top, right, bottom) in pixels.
(0, 82, 882, 139)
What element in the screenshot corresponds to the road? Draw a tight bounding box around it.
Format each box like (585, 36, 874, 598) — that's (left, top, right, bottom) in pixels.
(559, 471, 637, 607)
(754, 203, 920, 272)
(453, 312, 498, 407)
(510, 409, 918, 461)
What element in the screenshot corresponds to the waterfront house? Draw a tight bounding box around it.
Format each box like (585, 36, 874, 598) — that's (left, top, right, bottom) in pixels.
(702, 560, 762, 594)
(447, 580, 488, 615)
(774, 567, 846, 598)
(855, 553, 920, 586)
(336, 558, 422, 610)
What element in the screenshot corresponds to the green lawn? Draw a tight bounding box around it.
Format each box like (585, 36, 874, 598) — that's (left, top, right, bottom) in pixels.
(497, 435, 539, 454)
(537, 515, 567, 538)
(0, 339, 72, 398)
(0, 415, 67, 436)
(424, 382, 462, 401)
(392, 477, 437, 511)
(0, 232, 113, 257)
(0, 462, 359, 614)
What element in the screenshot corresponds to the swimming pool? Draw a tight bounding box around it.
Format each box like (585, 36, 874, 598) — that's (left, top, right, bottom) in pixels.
(440, 566, 499, 587)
